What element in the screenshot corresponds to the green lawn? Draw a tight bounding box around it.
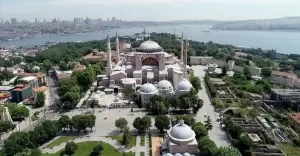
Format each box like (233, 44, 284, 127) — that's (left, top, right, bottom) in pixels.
(140, 152, 145, 156)
(279, 143, 300, 156)
(109, 135, 136, 147)
(140, 136, 145, 146)
(42, 141, 135, 156)
(44, 136, 77, 149)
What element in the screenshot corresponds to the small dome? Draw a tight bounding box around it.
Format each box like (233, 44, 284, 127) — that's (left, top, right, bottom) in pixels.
(169, 120, 195, 140)
(164, 153, 173, 156)
(139, 40, 161, 49)
(174, 153, 182, 156)
(157, 80, 173, 90)
(139, 83, 158, 93)
(183, 153, 190, 156)
(177, 79, 193, 91)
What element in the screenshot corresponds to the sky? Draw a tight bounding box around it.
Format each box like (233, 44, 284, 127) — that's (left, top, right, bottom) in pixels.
(1, 0, 300, 21)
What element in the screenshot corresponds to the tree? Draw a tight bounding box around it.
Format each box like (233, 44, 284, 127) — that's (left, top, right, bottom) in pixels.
(4, 132, 33, 156)
(198, 136, 217, 156)
(58, 115, 71, 131)
(233, 135, 253, 154)
(193, 125, 208, 140)
(115, 118, 128, 132)
(91, 143, 104, 156)
(213, 147, 240, 156)
(133, 116, 152, 133)
(64, 141, 78, 156)
(205, 116, 213, 130)
(173, 115, 195, 126)
(122, 127, 131, 148)
(35, 92, 45, 108)
(59, 61, 68, 71)
(151, 101, 167, 115)
(0, 121, 14, 139)
(222, 65, 227, 76)
(15, 148, 42, 156)
(155, 115, 170, 133)
(243, 66, 251, 80)
(165, 96, 179, 110)
(261, 67, 272, 77)
(6, 103, 30, 121)
(43, 59, 52, 74)
(190, 73, 202, 91)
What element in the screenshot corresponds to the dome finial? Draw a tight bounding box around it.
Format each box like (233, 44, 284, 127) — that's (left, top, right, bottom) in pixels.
(179, 119, 184, 126)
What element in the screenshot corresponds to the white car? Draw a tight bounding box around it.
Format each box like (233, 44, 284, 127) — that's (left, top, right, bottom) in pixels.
(204, 113, 208, 117)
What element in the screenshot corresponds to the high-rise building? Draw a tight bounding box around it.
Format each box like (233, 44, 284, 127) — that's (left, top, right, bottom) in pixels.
(35, 18, 38, 23)
(43, 18, 46, 23)
(74, 17, 79, 23)
(11, 18, 17, 24)
(0, 18, 3, 24)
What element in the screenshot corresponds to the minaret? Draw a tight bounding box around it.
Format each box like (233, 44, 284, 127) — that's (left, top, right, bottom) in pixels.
(184, 36, 188, 79)
(106, 34, 113, 75)
(180, 32, 184, 63)
(115, 31, 120, 63)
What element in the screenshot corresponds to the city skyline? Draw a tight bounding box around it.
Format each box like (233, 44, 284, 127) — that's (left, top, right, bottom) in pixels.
(1, 0, 300, 21)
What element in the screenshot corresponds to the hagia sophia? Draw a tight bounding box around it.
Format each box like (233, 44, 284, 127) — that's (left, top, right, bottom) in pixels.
(98, 32, 194, 106)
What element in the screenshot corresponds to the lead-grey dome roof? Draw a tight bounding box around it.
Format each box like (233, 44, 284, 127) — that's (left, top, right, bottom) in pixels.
(183, 153, 190, 156)
(177, 79, 193, 91)
(169, 120, 195, 140)
(164, 153, 173, 156)
(157, 80, 173, 90)
(174, 153, 182, 156)
(139, 83, 158, 93)
(139, 40, 161, 49)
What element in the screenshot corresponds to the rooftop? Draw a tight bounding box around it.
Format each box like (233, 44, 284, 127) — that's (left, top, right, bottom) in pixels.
(288, 112, 300, 124)
(33, 86, 48, 92)
(272, 71, 297, 78)
(0, 86, 15, 91)
(20, 76, 37, 82)
(271, 89, 300, 95)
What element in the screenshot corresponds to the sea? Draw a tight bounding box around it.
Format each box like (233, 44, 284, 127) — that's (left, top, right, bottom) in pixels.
(1, 25, 300, 54)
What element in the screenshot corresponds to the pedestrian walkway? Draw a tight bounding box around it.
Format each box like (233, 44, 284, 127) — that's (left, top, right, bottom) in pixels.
(135, 135, 148, 156)
(40, 136, 135, 154)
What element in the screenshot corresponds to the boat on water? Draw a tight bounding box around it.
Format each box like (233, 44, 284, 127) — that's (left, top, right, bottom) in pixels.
(202, 31, 210, 33)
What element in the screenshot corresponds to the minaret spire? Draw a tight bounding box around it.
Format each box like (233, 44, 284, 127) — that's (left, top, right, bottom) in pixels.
(180, 32, 184, 63)
(184, 36, 188, 79)
(116, 31, 120, 63)
(106, 34, 113, 75)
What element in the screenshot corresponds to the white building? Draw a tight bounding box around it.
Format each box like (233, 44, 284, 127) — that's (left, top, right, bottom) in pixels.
(157, 80, 175, 98)
(176, 79, 193, 96)
(161, 120, 198, 154)
(137, 83, 159, 106)
(101, 32, 190, 88)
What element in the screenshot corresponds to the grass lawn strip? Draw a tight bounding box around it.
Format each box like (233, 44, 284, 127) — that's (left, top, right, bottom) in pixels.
(109, 135, 136, 147)
(140, 136, 145, 146)
(42, 141, 135, 156)
(44, 136, 76, 149)
(140, 152, 145, 156)
(279, 143, 300, 156)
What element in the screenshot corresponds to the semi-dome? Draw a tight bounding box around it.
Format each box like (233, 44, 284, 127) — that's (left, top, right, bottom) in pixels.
(174, 153, 182, 156)
(177, 79, 193, 91)
(157, 80, 173, 90)
(164, 153, 173, 156)
(169, 120, 195, 140)
(139, 83, 158, 93)
(139, 40, 161, 49)
(183, 153, 191, 156)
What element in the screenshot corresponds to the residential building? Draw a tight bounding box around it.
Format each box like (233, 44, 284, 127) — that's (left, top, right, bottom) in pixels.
(17, 72, 46, 86)
(288, 112, 300, 133)
(18, 76, 39, 88)
(270, 89, 300, 102)
(270, 71, 296, 87)
(11, 85, 33, 103)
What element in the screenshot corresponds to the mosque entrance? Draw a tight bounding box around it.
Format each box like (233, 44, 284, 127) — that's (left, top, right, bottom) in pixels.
(142, 57, 158, 66)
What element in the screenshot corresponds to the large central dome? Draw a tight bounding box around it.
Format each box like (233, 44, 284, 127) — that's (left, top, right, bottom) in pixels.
(137, 40, 163, 53)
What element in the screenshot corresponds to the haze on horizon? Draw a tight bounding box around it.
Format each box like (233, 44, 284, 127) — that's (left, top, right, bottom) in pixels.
(1, 0, 300, 21)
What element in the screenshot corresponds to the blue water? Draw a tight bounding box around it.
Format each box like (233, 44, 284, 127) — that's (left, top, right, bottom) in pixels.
(1, 25, 300, 54)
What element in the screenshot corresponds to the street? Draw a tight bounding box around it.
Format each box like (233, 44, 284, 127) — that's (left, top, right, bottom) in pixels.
(192, 65, 231, 147)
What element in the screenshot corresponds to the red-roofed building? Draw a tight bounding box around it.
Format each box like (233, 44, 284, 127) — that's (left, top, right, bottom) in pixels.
(270, 71, 297, 87)
(288, 113, 300, 133)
